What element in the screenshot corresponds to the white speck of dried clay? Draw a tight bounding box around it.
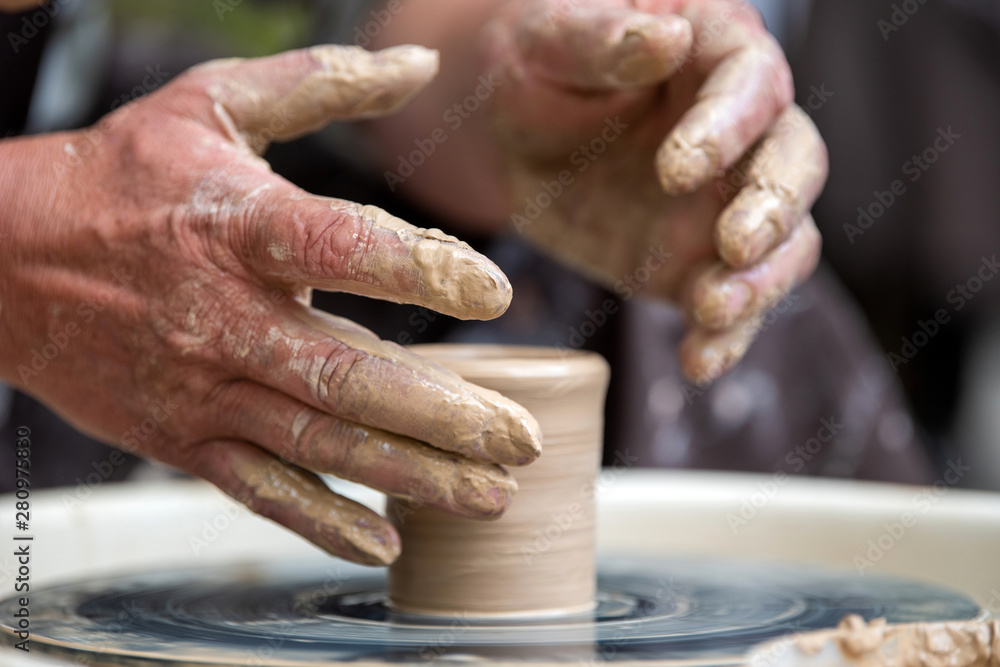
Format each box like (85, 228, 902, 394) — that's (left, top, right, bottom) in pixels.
(269, 243, 293, 262)
(291, 409, 312, 441)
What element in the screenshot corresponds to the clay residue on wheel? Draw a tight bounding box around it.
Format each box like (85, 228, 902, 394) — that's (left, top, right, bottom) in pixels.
(796, 615, 999, 667)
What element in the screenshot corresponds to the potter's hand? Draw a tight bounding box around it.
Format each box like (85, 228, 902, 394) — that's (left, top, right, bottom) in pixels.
(488, 0, 827, 383)
(0, 46, 540, 566)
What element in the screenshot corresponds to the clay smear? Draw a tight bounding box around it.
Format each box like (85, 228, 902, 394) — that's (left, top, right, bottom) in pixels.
(230, 453, 399, 566)
(796, 615, 1000, 667)
(293, 309, 541, 465)
(205, 45, 440, 152)
(287, 406, 518, 520)
(355, 204, 512, 321)
(387, 345, 610, 617)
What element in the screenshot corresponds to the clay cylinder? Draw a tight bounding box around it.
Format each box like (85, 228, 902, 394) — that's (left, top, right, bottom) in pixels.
(387, 345, 610, 617)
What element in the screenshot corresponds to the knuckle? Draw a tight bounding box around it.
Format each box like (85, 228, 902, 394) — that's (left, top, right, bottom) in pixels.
(314, 343, 372, 415)
(299, 203, 367, 281)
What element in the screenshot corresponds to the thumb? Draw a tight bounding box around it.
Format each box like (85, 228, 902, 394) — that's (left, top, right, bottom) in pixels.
(194, 44, 439, 152)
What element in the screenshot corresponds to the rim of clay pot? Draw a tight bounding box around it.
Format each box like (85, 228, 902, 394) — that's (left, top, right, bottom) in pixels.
(408, 344, 609, 381)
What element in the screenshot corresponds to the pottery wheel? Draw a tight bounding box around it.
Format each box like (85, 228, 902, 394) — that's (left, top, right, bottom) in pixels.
(0, 558, 982, 666)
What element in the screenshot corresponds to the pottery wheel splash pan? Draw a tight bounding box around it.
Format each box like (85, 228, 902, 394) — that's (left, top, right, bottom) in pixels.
(0, 557, 983, 666)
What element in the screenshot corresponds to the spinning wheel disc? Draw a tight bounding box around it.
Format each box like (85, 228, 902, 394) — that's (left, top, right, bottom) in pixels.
(0, 558, 982, 666)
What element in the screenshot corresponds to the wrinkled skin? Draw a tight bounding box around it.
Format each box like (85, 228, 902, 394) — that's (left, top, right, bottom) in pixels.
(368, 0, 828, 383)
(0, 46, 542, 565)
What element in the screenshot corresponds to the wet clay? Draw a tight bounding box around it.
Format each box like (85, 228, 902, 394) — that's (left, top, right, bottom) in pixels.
(387, 345, 610, 617)
(229, 451, 399, 566)
(354, 204, 512, 321)
(285, 405, 518, 520)
(796, 615, 1000, 667)
(291, 308, 542, 466)
(204, 45, 440, 153)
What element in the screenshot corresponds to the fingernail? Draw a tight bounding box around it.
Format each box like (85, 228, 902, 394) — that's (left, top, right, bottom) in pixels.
(608, 20, 663, 86)
(502, 410, 543, 466)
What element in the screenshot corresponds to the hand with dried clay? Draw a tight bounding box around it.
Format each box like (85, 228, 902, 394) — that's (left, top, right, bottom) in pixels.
(0, 46, 541, 565)
(369, 0, 828, 384)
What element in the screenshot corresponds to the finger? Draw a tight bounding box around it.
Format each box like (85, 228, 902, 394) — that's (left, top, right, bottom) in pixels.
(656, 4, 793, 194)
(690, 215, 821, 330)
(223, 306, 543, 467)
(238, 188, 512, 321)
(679, 317, 760, 385)
(197, 45, 438, 152)
(716, 106, 828, 267)
(181, 439, 400, 565)
(211, 381, 517, 520)
(515, 4, 693, 89)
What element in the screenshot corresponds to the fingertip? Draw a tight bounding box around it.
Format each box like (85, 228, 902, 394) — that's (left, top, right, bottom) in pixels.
(512, 412, 544, 466)
(450, 465, 519, 520)
(716, 202, 780, 269)
(456, 257, 514, 321)
(691, 276, 753, 330)
(408, 234, 513, 322)
(609, 13, 693, 87)
(344, 516, 401, 566)
(679, 324, 757, 385)
(307, 44, 440, 119)
(517, 6, 691, 90)
(475, 394, 543, 467)
(657, 137, 717, 195)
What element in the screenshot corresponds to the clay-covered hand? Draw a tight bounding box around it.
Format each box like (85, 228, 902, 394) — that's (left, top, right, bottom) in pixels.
(0, 46, 541, 565)
(487, 0, 827, 383)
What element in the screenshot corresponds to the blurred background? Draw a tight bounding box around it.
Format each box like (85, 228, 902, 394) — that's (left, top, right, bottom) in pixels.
(2, 0, 999, 491)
